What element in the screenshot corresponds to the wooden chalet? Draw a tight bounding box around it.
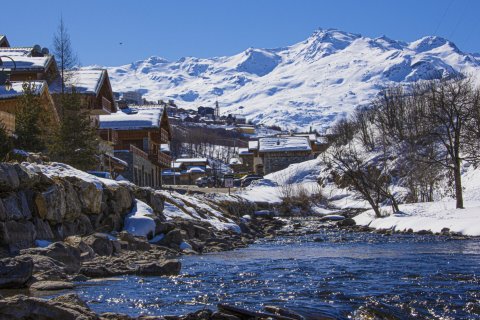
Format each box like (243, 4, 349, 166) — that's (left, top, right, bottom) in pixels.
(0, 35, 10, 47)
(0, 81, 60, 132)
(50, 69, 116, 120)
(98, 106, 172, 188)
(0, 47, 59, 84)
(238, 137, 313, 175)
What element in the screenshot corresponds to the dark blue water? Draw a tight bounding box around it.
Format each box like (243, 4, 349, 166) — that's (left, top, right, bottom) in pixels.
(74, 230, 480, 319)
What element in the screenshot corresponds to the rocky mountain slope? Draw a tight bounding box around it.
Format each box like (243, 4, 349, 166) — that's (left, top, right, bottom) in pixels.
(101, 28, 480, 131)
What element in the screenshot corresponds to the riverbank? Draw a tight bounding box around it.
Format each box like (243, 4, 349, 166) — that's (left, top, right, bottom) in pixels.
(5, 223, 477, 320)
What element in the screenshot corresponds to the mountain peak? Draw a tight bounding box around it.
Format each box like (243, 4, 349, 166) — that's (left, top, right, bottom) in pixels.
(105, 28, 479, 132)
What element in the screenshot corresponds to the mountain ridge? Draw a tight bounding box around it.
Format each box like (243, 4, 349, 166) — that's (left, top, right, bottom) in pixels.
(97, 28, 480, 131)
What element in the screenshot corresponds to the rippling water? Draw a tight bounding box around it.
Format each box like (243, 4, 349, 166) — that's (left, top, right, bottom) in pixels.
(73, 230, 480, 319)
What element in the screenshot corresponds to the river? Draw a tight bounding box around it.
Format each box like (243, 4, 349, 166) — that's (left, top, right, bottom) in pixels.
(71, 229, 480, 319)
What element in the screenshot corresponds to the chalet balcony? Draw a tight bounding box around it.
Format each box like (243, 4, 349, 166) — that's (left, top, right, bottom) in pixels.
(90, 97, 113, 115)
(149, 151, 172, 168)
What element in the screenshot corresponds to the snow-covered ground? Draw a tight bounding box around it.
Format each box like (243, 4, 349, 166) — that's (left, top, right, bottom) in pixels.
(238, 155, 480, 236)
(96, 28, 480, 132)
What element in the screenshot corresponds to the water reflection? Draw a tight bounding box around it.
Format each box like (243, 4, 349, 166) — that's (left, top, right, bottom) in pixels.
(72, 230, 480, 319)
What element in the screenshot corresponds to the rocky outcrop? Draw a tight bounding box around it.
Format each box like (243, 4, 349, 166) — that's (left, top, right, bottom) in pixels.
(0, 256, 33, 288)
(0, 162, 137, 253)
(0, 294, 98, 320)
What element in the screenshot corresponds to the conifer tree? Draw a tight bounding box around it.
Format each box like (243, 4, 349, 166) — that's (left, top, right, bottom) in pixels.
(0, 121, 12, 160)
(49, 87, 99, 170)
(14, 82, 44, 152)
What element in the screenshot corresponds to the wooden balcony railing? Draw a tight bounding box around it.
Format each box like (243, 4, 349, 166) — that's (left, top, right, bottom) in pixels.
(130, 144, 149, 160)
(149, 151, 171, 168)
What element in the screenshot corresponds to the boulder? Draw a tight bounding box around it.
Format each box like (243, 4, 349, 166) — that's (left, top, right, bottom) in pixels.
(21, 254, 68, 282)
(148, 192, 164, 214)
(3, 192, 32, 221)
(64, 236, 96, 262)
(21, 242, 81, 274)
(136, 260, 181, 276)
(0, 163, 20, 192)
(5, 220, 36, 251)
(162, 229, 184, 247)
(62, 180, 82, 221)
(70, 178, 103, 215)
(29, 280, 74, 291)
(35, 184, 66, 223)
(117, 231, 151, 251)
(0, 197, 6, 221)
(106, 184, 134, 216)
(0, 257, 33, 288)
(337, 218, 356, 227)
(63, 214, 94, 238)
(13, 164, 41, 189)
(83, 233, 114, 256)
(0, 257, 33, 289)
(0, 294, 98, 320)
(34, 217, 55, 241)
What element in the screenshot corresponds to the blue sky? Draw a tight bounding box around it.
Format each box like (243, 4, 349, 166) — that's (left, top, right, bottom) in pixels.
(2, 0, 479, 66)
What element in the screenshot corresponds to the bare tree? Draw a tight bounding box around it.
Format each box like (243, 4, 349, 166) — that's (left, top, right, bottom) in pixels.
(421, 77, 476, 209)
(327, 143, 399, 217)
(53, 17, 79, 94)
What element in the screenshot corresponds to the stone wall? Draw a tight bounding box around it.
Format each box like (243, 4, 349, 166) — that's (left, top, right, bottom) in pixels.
(262, 152, 313, 175)
(0, 162, 139, 253)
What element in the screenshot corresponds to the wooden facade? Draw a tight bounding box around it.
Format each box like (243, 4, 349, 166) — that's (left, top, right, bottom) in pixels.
(99, 107, 173, 188)
(0, 82, 60, 132)
(0, 36, 10, 47)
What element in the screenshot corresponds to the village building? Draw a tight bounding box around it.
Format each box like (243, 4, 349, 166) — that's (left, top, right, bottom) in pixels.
(50, 69, 116, 122)
(0, 80, 60, 132)
(0, 35, 10, 47)
(278, 132, 329, 155)
(98, 106, 172, 188)
(0, 46, 59, 84)
(238, 136, 313, 175)
(122, 91, 143, 105)
(163, 158, 210, 185)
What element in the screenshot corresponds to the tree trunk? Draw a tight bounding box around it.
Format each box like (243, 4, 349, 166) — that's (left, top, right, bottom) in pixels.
(453, 162, 464, 209)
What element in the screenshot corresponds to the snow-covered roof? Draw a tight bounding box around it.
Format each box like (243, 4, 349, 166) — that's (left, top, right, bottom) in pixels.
(171, 162, 182, 169)
(258, 136, 312, 153)
(0, 81, 45, 100)
(175, 158, 208, 163)
(0, 47, 34, 57)
(99, 108, 162, 130)
(316, 136, 329, 144)
(280, 133, 317, 141)
(160, 143, 170, 152)
(50, 69, 107, 95)
(229, 157, 242, 165)
(238, 147, 252, 155)
(0, 55, 52, 71)
(186, 166, 206, 173)
(248, 140, 258, 150)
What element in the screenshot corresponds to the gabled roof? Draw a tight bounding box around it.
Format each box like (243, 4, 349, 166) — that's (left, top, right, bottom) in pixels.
(0, 81, 46, 100)
(0, 35, 10, 47)
(0, 47, 34, 57)
(258, 136, 311, 153)
(175, 158, 208, 163)
(99, 107, 163, 130)
(0, 54, 53, 71)
(50, 69, 108, 96)
(248, 140, 258, 150)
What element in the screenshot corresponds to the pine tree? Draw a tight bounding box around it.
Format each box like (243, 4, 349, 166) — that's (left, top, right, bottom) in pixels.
(0, 121, 12, 160)
(49, 87, 99, 170)
(15, 82, 44, 152)
(53, 17, 79, 94)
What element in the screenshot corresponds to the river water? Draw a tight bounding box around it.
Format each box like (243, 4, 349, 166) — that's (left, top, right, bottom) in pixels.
(73, 229, 480, 319)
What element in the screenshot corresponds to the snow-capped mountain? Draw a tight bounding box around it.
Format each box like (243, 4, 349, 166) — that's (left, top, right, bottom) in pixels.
(103, 29, 480, 131)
